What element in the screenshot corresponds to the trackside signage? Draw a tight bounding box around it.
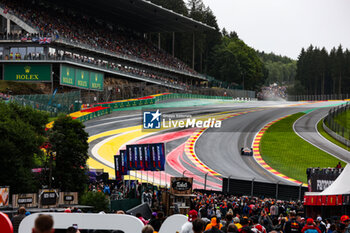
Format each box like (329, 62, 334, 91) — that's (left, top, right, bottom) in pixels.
(90, 71, 104, 91)
(60, 64, 104, 91)
(60, 65, 75, 86)
(4, 64, 51, 82)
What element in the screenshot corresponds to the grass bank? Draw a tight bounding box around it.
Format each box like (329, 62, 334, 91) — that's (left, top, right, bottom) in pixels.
(260, 113, 345, 183)
(317, 118, 349, 151)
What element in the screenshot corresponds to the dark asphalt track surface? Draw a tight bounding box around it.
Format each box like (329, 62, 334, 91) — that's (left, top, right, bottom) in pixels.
(85, 100, 347, 188)
(293, 105, 350, 163)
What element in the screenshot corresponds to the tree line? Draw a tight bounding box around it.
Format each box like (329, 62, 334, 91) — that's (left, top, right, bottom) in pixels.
(257, 51, 296, 86)
(294, 45, 350, 95)
(149, 0, 268, 91)
(0, 102, 89, 194)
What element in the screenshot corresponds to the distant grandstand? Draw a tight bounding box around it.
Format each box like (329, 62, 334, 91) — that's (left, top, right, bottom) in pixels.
(0, 0, 220, 102)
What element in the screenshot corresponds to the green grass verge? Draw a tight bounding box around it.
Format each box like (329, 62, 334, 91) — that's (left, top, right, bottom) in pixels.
(260, 113, 346, 183)
(332, 109, 350, 139)
(317, 118, 349, 151)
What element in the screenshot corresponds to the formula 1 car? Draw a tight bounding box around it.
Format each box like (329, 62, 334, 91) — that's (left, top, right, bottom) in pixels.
(241, 147, 253, 156)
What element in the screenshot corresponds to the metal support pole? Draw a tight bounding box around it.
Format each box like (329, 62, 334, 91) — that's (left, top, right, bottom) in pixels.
(158, 33, 161, 50)
(204, 173, 208, 190)
(276, 182, 279, 200)
(299, 184, 302, 201)
(251, 178, 255, 197)
(172, 32, 175, 57)
(6, 18, 10, 36)
(227, 176, 231, 194)
(192, 32, 195, 69)
(182, 170, 187, 177)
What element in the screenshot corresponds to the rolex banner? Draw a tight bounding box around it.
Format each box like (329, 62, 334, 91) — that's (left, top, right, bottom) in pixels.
(90, 71, 104, 91)
(60, 64, 104, 91)
(75, 68, 90, 89)
(4, 64, 51, 82)
(60, 65, 75, 86)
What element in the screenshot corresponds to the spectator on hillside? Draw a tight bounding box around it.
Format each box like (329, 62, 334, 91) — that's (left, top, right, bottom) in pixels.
(284, 211, 301, 233)
(227, 224, 238, 233)
(149, 211, 165, 232)
(12, 207, 27, 233)
(136, 213, 149, 225)
(32, 214, 54, 233)
(181, 210, 198, 233)
(142, 225, 154, 233)
(301, 219, 321, 233)
(205, 217, 223, 232)
(193, 218, 206, 233)
(341, 215, 350, 233)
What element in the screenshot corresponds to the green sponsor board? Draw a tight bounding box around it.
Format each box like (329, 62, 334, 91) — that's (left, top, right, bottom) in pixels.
(60, 65, 76, 86)
(75, 68, 90, 89)
(90, 71, 104, 91)
(4, 64, 51, 82)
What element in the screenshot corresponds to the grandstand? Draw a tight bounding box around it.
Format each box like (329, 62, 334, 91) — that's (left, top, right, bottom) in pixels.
(0, 0, 216, 101)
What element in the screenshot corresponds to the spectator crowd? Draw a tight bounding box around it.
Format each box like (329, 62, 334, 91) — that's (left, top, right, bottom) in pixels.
(0, 0, 198, 76)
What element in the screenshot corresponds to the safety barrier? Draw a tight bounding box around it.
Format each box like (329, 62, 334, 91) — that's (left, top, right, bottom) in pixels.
(324, 102, 350, 146)
(154, 93, 233, 101)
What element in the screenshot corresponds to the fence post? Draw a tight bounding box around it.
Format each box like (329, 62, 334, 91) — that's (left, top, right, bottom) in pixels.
(227, 176, 231, 194)
(204, 173, 208, 191)
(251, 178, 255, 197)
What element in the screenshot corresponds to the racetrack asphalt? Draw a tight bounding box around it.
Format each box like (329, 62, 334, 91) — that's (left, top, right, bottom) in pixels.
(293, 104, 350, 163)
(84, 100, 347, 189)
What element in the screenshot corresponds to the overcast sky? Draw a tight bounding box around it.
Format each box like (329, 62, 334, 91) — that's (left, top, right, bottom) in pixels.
(202, 0, 350, 59)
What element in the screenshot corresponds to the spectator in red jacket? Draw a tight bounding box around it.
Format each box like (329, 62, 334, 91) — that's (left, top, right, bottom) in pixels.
(301, 219, 321, 233)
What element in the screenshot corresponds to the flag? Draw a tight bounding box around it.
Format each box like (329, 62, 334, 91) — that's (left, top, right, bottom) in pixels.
(119, 150, 128, 175)
(114, 155, 122, 181)
(39, 37, 52, 44)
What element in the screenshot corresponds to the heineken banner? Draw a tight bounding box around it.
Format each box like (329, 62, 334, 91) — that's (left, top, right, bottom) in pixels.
(75, 68, 90, 89)
(60, 65, 75, 86)
(90, 71, 104, 91)
(4, 64, 51, 82)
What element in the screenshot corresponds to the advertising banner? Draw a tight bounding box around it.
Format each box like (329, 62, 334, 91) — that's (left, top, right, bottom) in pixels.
(39, 189, 58, 207)
(114, 155, 123, 181)
(142, 145, 151, 171)
(4, 64, 51, 82)
(60, 65, 76, 86)
(127, 146, 135, 170)
(149, 144, 157, 171)
(119, 150, 128, 175)
(155, 143, 165, 171)
(0, 187, 9, 207)
(12, 193, 37, 208)
(75, 68, 90, 89)
(308, 169, 341, 192)
(58, 192, 78, 205)
(170, 177, 193, 195)
(137, 145, 145, 170)
(90, 71, 104, 91)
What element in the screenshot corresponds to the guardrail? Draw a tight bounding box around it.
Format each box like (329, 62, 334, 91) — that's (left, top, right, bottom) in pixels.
(324, 102, 350, 146)
(288, 94, 350, 101)
(223, 177, 307, 201)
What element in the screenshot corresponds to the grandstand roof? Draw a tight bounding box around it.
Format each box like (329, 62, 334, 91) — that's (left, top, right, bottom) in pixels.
(52, 0, 215, 33)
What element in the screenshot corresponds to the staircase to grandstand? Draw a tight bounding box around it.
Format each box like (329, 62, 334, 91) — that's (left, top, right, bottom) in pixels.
(0, 5, 38, 34)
